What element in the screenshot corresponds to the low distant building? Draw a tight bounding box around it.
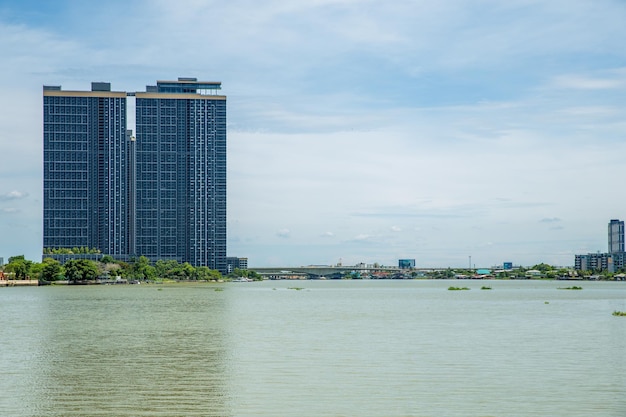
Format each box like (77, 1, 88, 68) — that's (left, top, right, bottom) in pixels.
(574, 252, 626, 273)
(226, 257, 248, 273)
(398, 259, 415, 269)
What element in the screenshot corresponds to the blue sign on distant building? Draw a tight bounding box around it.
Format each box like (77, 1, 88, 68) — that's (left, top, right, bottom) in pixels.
(503, 262, 513, 270)
(399, 259, 416, 269)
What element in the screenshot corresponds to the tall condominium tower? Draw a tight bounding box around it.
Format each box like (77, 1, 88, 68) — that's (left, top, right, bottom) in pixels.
(135, 78, 227, 272)
(43, 82, 130, 258)
(43, 78, 227, 272)
(608, 219, 624, 254)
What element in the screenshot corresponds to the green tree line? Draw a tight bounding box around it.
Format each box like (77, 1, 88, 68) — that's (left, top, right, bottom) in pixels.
(1, 254, 261, 283)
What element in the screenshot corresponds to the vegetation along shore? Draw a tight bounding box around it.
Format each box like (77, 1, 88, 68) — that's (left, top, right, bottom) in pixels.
(3, 252, 626, 285)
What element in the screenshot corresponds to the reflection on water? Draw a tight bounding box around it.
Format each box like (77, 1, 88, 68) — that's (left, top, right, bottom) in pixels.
(1, 285, 230, 417)
(1, 280, 626, 416)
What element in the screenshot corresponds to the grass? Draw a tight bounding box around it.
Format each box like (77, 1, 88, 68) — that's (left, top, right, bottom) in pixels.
(288, 287, 305, 291)
(448, 286, 470, 291)
(613, 311, 626, 317)
(481, 286, 492, 290)
(558, 286, 583, 290)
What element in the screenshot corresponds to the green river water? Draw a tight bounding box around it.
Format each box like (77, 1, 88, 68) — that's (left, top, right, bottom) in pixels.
(1, 279, 625, 416)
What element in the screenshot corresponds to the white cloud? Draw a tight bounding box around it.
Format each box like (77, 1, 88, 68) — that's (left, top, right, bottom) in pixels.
(0, 191, 29, 201)
(553, 74, 626, 90)
(540, 218, 562, 224)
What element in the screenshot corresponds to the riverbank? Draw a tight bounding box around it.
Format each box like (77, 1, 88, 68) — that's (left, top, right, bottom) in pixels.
(0, 280, 39, 287)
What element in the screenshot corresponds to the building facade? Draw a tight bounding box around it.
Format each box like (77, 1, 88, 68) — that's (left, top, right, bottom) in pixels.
(43, 78, 228, 272)
(226, 257, 248, 273)
(135, 79, 227, 272)
(608, 219, 624, 254)
(575, 253, 610, 272)
(398, 259, 416, 269)
(43, 83, 130, 259)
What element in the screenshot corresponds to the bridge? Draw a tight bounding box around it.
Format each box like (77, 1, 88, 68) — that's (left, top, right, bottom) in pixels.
(249, 265, 448, 279)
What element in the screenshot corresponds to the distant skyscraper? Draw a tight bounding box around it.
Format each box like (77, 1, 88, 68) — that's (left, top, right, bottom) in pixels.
(43, 82, 130, 258)
(135, 78, 227, 272)
(43, 78, 227, 272)
(608, 219, 624, 254)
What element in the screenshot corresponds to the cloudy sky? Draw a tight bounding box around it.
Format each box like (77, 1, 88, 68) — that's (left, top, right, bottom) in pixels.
(1, 0, 625, 268)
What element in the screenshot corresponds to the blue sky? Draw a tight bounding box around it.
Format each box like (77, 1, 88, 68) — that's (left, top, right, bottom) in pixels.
(1, 0, 626, 268)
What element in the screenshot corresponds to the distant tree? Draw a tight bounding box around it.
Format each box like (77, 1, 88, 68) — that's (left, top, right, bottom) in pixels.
(8, 255, 26, 264)
(194, 266, 211, 281)
(532, 263, 554, 272)
(132, 256, 156, 280)
(41, 258, 62, 281)
(209, 269, 223, 281)
(64, 259, 98, 282)
(5, 256, 33, 279)
(155, 259, 180, 279)
(115, 261, 132, 278)
(101, 255, 114, 264)
(28, 262, 44, 280)
(181, 262, 195, 279)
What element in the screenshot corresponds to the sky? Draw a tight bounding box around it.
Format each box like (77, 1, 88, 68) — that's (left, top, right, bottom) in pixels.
(1, 0, 626, 268)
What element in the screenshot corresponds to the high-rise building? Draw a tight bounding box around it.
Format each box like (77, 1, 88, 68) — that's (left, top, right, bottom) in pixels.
(43, 78, 227, 272)
(43, 83, 130, 258)
(135, 78, 227, 272)
(608, 219, 624, 254)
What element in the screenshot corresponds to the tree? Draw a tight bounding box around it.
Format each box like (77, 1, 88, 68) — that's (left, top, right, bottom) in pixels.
(5, 256, 32, 280)
(194, 266, 211, 281)
(8, 255, 26, 263)
(132, 256, 156, 280)
(155, 259, 179, 279)
(41, 258, 62, 281)
(64, 259, 99, 282)
(101, 255, 114, 264)
(532, 263, 554, 272)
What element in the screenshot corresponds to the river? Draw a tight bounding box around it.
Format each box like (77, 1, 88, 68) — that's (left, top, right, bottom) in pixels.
(1, 279, 625, 416)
